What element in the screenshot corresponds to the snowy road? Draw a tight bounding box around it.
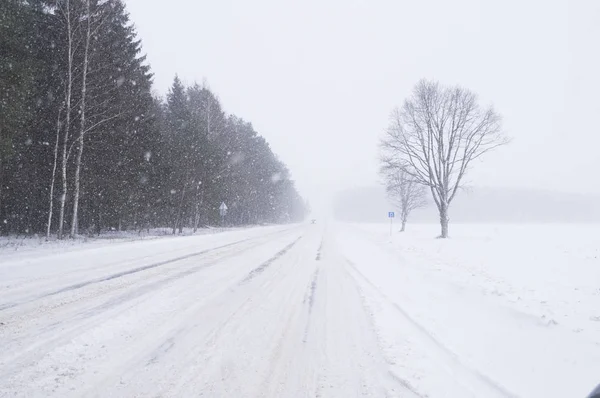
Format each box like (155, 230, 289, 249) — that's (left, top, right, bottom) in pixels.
(0, 224, 417, 398)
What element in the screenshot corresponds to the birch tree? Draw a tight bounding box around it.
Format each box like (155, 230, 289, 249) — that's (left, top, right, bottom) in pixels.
(56, 0, 76, 239)
(380, 80, 507, 238)
(70, 0, 123, 236)
(46, 107, 62, 238)
(69, 0, 91, 237)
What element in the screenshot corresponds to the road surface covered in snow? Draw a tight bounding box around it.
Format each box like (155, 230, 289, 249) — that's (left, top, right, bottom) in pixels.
(0, 224, 415, 397)
(1, 223, 599, 397)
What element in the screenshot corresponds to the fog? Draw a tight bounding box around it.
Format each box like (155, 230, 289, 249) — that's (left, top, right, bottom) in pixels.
(125, 0, 600, 217)
(334, 186, 600, 224)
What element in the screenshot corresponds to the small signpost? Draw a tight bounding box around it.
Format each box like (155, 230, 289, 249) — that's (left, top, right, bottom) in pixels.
(219, 202, 228, 227)
(388, 211, 395, 236)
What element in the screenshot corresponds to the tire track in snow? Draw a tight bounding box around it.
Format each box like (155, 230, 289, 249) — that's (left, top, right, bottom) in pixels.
(0, 231, 303, 385)
(345, 258, 519, 398)
(255, 305, 299, 396)
(0, 238, 276, 384)
(97, 275, 267, 398)
(1, 230, 287, 338)
(303, 233, 323, 342)
(241, 236, 302, 283)
(315, 238, 324, 261)
(0, 226, 300, 312)
(144, 236, 306, 370)
(309, 250, 417, 398)
(0, 238, 249, 312)
(249, 242, 316, 398)
(302, 268, 320, 343)
(89, 233, 309, 397)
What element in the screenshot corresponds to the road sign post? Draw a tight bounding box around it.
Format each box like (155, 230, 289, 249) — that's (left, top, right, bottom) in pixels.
(388, 211, 395, 236)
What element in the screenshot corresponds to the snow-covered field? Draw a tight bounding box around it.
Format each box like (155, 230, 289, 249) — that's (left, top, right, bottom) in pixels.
(340, 223, 600, 398)
(1, 222, 598, 397)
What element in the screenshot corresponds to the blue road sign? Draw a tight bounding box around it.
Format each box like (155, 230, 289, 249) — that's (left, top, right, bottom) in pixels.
(388, 211, 395, 218)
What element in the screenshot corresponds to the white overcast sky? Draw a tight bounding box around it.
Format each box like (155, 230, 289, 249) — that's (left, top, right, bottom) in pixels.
(125, 0, 600, 208)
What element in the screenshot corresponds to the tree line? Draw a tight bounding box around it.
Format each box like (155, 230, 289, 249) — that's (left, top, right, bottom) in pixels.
(0, 0, 307, 237)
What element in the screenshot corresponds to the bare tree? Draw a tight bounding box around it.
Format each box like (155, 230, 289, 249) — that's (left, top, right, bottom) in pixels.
(56, 0, 76, 240)
(383, 168, 427, 232)
(71, 0, 118, 237)
(46, 107, 62, 239)
(70, 0, 91, 238)
(381, 80, 508, 238)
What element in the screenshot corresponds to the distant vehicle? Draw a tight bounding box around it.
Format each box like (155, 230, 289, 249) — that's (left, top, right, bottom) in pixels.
(310, 219, 316, 224)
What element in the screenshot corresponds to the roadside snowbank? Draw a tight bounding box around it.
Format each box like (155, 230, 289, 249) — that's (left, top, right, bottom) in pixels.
(0, 225, 280, 261)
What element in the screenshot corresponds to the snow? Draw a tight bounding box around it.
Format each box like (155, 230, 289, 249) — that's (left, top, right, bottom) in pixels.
(0, 226, 263, 260)
(1, 222, 598, 397)
(0, 224, 416, 397)
(337, 223, 600, 398)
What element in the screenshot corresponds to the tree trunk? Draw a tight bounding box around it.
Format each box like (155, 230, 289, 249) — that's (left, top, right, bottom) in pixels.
(46, 108, 62, 239)
(58, 161, 68, 239)
(173, 179, 188, 234)
(58, 0, 74, 240)
(439, 204, 449, 238)
(71, 0, 91, 238)
(171, 207, 177, 235)
(401, 218, 407, 232)
(193, 203, 199, 233)
(193, 186, 204, 233)
(70, 128, 84, 236)
(0, 155, 4, 235)
(193, 185, 199, 233)
(95, 202, 101, 236)
(132, 209, 138, 231)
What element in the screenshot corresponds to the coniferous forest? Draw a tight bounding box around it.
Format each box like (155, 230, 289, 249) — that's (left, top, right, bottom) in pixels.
(0, 0, 307, 237)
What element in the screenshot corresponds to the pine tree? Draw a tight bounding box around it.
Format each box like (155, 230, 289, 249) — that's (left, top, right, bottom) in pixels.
(0, 0, 59, 234)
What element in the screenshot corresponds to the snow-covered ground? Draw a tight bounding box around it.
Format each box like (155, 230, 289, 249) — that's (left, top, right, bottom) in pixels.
(0, 225, 262, 258)
(339, 223, 600, 398)
(1, 222, 598, 397)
